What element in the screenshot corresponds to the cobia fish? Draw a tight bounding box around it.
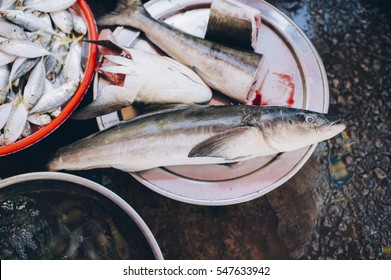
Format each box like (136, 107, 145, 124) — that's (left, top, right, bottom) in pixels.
(47, 105, 346, 172)
(98, 0, 264, 104)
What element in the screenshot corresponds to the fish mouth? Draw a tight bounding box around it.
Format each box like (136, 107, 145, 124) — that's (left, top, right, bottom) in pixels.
(323, 114, 345, 127)
(325, 117, 347, 132)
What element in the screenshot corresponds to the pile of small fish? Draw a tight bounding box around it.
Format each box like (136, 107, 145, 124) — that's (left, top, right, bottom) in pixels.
(0, 0, 87, 146)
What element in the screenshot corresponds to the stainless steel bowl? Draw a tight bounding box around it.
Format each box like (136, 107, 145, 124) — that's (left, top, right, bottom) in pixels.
(0, 172, 163, 260)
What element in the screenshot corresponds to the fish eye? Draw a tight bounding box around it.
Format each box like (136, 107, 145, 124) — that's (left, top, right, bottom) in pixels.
(306, 115, 314, 123)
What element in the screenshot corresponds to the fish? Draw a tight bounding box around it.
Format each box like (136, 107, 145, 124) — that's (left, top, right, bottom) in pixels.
(29, 80, 78, 114)
(0, 102, 13, 129)
(62, 225, 83, 260)
(22, 58, 45, 110)
(98, 0, 264, 104)
(48, 104, 346, 172)
(73, 46, 213, 120)
(0, 64, 10, 103)
(27, 112, 52, 126)
(3, 95, 28, 144)
(9, 56, 40, 86)
(69, 8, 87, 35)
(205, 0, 262, 50)
(0, 18, 28, 39)
(50, 9, 73, 34)
(18, 0, 78, 13)
(0, 49, 17, 67)
(0, 39, 63, 61)
(45, 36, 69, 81)
(0, 0, 16, 10)
(63, 40, 82, 83)
(0, 10, 60, 36)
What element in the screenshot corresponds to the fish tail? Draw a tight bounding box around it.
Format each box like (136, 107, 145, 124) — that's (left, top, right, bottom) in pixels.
(97, 0, 148, 28)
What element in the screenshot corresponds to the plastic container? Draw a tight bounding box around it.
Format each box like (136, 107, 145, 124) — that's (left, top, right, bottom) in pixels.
(0, 0, 98, 156)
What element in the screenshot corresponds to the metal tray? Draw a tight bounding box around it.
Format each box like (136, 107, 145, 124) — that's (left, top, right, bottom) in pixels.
(93, 0, 328, 205)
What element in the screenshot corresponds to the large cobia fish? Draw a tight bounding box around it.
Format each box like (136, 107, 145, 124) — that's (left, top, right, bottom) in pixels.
(97, 0, 264, 104)
(48, 105, 346, 172)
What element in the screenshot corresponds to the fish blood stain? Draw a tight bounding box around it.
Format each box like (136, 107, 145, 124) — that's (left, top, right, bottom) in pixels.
(273, 73, 295, 106)
(251, 72, 295, 106)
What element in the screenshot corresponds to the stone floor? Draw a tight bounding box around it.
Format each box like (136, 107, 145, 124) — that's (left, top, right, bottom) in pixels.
(0, 0, 389, 259)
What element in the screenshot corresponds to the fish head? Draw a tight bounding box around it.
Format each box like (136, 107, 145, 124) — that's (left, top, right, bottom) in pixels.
(248, 107, 346, 152)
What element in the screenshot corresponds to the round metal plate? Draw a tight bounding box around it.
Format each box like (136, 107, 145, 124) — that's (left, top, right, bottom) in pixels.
(93, 0, 328, 205)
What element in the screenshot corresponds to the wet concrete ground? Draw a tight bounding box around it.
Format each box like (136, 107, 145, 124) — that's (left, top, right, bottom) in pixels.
(1, 0, 390, 259)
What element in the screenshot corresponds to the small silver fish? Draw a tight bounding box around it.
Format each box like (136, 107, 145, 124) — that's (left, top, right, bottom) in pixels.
(0, 18, 28, 39)
(69, 8, 87, 35)
(48, 105, 346, 172)
(4, 96, 28, 144)
(50, 9, 73, 34)
(29, 80, 78, 114)
(27, 112, 52, 126)
(63, 40, 82, 83)
(0, 102, 13, 129)
(23, 59, 45, 109)
(0, 10, 57, 35)
(9, 56, 40, 86)
(0, 64, 10, 103)
(0, 39, 63, 61)
(21, 0, 78, 13)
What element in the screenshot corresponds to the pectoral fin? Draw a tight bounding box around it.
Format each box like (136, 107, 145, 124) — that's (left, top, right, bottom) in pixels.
(188, 126, 260, 160)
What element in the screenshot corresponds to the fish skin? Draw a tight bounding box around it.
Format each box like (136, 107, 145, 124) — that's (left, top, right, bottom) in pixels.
(98, 0, 264, 104)
(48, 105, 346, 172)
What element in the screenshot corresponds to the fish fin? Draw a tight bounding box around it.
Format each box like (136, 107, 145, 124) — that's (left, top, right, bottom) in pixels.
(72, 85, 137, 120)
(189, 126, 259, 160)
(97, 0, 146, 27)
(192, 66, 221, 90)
